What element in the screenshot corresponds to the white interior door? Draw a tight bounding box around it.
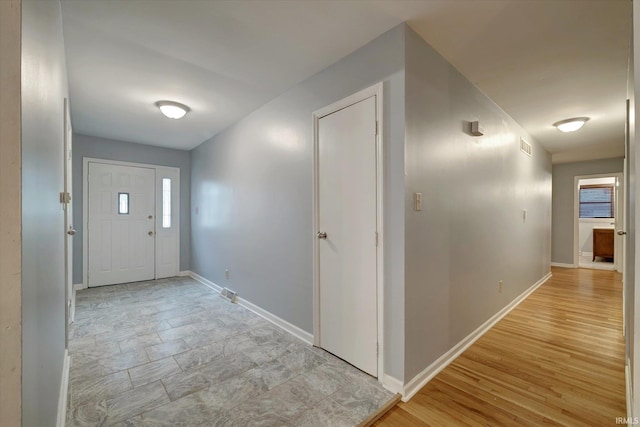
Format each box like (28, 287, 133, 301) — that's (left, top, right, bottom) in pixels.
(318, 95, 378, 376)
(88, 162, 155, 287)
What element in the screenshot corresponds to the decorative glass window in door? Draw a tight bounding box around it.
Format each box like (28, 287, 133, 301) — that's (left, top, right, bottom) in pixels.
(118, 193, 129, 214)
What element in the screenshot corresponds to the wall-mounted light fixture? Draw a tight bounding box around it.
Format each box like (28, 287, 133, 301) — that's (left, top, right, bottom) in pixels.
(155, 100, 190, 119)
(553, 117, 589, 133)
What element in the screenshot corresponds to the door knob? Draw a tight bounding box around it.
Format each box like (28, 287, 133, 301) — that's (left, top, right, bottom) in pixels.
(67, 228, 76, 236)
(317, 232, 327, 240)
(617, 230, 627, 236)
(148, 231, 154, 236)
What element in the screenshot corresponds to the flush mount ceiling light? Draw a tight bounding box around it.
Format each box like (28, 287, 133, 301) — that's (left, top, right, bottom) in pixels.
(553, 117, 589, 133)
(155, 100, 190, 119)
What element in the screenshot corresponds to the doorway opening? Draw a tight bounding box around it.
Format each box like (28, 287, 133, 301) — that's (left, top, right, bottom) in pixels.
(574, 173, 624, 272)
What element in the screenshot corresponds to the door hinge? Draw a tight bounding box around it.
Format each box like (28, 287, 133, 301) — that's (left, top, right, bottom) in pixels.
(375, 120, 379, 136)
(377, 342, 379, 356)
(375, 232, 378, 247)
(59, 192, 71, 204)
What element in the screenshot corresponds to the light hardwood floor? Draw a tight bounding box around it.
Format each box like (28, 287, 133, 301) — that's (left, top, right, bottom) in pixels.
(376, 267, 626, 426)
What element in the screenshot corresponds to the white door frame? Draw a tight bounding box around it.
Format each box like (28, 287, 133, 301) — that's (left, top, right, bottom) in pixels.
(82, 157, 180, 287)
(573, 172, 625, 272)
(63, 98, 73, 328)
(312, 82, 385, 381)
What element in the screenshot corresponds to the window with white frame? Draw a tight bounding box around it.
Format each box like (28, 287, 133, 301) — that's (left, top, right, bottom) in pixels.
(579, 184, 614, 218)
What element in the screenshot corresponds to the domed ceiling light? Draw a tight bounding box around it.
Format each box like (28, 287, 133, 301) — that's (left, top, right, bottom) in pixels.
(553, 117, 589, 133)
(156, 100, 190, 119)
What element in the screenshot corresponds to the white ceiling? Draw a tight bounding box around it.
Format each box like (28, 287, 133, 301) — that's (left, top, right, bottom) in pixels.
(61, 0, 631, 163)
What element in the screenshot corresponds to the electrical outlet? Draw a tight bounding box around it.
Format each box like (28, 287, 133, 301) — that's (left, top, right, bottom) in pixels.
(499, 280, 503, 293)
(225, 269, 229, 280)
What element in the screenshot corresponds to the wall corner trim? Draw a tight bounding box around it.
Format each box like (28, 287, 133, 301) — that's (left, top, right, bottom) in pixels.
(550, 262, 576, 269)
(401, 272, 553, 402)
(186, 271, 314, 345)
(56, 350, 70, 427)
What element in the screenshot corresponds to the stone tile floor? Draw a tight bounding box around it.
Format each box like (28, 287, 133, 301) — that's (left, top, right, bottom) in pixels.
(67, 276, 394, 426)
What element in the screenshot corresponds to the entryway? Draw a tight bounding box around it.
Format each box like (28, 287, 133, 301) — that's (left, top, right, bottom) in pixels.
(67, 276, 396, 425)
(313, 84, 384, 378)
(83, 159, 180, 287)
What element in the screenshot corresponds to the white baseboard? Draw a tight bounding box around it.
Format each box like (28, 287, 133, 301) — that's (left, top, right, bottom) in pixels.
(383, 374, 403, 395)
(56, 349, 70, 427)
(401, 272, 553, 402)
(177, 270, 190, 277)
(73, 283, 87, 291)
(237, 297, 313, 345)
(627, 360, 633, 423)
(187, 271, 222, 293)
(186, 271, 313, 345)
(550, 262, 576, 268)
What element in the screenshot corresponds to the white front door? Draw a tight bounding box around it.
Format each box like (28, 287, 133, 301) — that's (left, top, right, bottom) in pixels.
(88, 162, 155, 287)
(318, 95, 378, 376)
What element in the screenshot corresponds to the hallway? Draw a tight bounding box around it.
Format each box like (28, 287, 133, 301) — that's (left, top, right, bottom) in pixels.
(376, 267, 626, 426)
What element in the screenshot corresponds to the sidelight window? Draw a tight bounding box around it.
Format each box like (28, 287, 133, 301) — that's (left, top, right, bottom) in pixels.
(162, 178, 171, 228)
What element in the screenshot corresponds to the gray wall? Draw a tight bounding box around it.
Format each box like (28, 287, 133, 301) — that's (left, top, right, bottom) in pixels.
(21, 0, 69, 425)
(191, 25, 407, 379)
(0, 0, 22, 424)
(403, 27, 552, 380)
(551, 157, 624, 265)
(72, 133, 192, 283)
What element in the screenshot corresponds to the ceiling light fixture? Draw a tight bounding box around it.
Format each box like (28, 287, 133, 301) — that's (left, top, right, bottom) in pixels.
(553, 117, 589, 133)
(155, 100, 190, 119)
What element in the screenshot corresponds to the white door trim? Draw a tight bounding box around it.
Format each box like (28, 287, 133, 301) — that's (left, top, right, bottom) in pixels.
(63, 98, 73, 331)
(82, 157, 180, 287)
(573, 172, 625, 272)
(312, 82, 385, 381)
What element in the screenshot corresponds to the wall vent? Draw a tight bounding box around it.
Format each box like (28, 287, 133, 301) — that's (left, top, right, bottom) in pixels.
(221, 287, 238, 303)
(520, 138, 532, 157)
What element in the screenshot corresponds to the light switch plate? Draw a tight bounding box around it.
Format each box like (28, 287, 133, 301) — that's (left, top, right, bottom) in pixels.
(415, 193, 423, 211)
